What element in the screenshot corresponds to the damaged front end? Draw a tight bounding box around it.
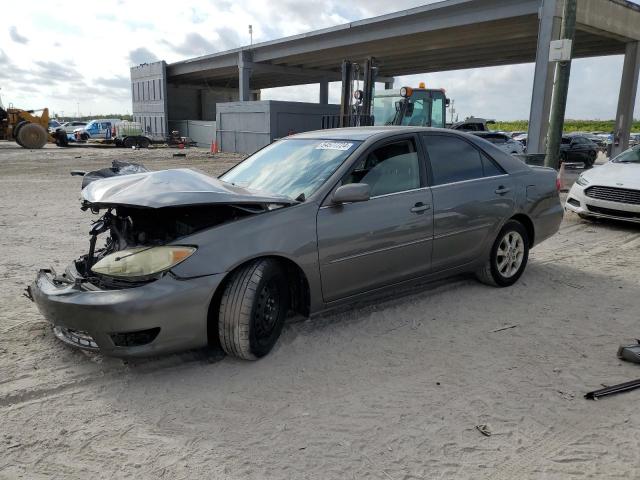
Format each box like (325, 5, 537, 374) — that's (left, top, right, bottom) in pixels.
(29, 161, 295, 356)
(76, 202, 263, 289)
(74, 161, 295, 289)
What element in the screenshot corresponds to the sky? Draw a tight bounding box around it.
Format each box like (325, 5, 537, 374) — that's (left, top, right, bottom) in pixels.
(1, 0, 639, 120)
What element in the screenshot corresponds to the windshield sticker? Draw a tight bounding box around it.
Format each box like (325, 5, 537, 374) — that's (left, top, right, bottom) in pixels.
(315, 142, 353, 151)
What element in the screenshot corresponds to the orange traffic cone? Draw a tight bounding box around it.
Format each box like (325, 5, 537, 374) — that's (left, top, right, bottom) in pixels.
(210, 140, 218, 153)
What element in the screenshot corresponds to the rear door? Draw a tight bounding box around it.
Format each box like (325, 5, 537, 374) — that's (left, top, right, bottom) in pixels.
(420, 133, 515, 272)
(317, 135, 433, 302)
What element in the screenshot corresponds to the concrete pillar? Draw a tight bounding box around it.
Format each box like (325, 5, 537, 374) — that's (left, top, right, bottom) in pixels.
(527, 0, 561, 154)
(238, 51, 252, 102)
(319, 77, 329, 104)
(612, 41, 640, 157)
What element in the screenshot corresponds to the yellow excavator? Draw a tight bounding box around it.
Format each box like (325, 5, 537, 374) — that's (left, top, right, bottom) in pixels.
(0, 97, 52, 149)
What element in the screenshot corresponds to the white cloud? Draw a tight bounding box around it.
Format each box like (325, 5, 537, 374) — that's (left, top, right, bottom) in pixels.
(1, 0, 638, 120)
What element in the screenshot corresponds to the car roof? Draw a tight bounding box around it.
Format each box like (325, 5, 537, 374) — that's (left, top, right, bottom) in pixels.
(292, 126, 468, 141)
(290, 126, 530, 174)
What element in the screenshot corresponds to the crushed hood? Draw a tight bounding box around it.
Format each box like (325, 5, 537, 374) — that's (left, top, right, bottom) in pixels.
(82, 168, 295, 208)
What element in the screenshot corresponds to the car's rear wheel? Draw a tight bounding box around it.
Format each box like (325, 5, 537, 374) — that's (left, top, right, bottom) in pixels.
(559, 152, 568, 164)
(585, 150, 596, 168)
(476, 220, 529, 287)
(123, 136, 136, 148)
(136, 136, 151, 148)
(218, 258, 289, 360)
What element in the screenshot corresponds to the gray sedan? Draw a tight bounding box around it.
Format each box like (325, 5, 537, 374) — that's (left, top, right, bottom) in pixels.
(30, 127, 563, 360)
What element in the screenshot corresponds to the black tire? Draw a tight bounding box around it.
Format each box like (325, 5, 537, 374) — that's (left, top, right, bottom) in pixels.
(123, 136, 136, 148)
(585, 150, 596, 169)
(13, 121, 28, 147)
(17, 123, 48, 149)
(54, 128, 69, 147)
(80, 132, 90, 141)
(136, 136, 151, 148)
(559, 152, 568, 164)
(218, 259, 290, 360)
(476, 220, 530, 287)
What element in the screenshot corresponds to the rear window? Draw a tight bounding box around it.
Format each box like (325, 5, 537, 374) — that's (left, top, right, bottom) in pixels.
(423, 135, 484, 185)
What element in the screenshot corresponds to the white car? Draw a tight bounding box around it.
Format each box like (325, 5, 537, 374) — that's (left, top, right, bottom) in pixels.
(565, 145, 640, 223)
(61, 121, 87, 133)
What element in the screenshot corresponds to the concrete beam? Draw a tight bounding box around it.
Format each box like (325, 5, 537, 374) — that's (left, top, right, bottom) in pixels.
(249, 61, 342, 80)
(527, 0, 561, 154)
(252, 0, 540, 63)
(577, 0, 640, 42)
(319, 77, 329, 104)
(612, 41, 640, 157)
(238, 51, 253, 102)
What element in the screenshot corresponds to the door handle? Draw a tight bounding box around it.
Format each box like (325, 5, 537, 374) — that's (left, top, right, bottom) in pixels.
(495, 186, 511, 195)
(410, 202, 431, 213)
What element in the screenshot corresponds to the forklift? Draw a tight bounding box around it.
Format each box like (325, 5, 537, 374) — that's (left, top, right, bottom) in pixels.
(323, 58, 449, 129)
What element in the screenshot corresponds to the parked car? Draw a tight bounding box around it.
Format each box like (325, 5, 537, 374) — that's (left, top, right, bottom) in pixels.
(48, 119, 62, 133)
(560, 135, 598, 167)
(74, 119, 121, 140)
(513, 133, 528, 148)
(29, 127, 562, 360)
(450, 117, 495, 132)
(566, 145, 640, 223)
(471, 132, 525, 155)
(61, 121, 87, 133)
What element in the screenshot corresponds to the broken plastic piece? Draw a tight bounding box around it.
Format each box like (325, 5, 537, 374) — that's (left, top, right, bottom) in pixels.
(617, 341, 640, 364)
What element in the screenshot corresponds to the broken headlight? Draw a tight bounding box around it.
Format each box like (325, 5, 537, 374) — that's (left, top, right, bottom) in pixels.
(91, 246, 196, 278)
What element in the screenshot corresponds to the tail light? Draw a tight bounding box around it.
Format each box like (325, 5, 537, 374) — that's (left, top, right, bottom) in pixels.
(556, 176, 562, 192)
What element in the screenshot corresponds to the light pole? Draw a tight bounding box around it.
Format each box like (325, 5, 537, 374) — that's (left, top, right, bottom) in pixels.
(249, 25, 253, 46)
(545, 0, 577, 169)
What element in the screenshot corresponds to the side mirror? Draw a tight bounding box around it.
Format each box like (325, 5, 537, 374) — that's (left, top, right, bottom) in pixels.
(332, 183, 371, 204)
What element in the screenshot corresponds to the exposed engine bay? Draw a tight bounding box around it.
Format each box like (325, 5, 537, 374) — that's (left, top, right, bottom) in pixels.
(76, 204, 263, 288)
(72, 161, 292, 289)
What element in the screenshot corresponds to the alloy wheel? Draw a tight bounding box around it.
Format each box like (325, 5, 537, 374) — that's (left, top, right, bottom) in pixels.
(496, 231, 525, 278)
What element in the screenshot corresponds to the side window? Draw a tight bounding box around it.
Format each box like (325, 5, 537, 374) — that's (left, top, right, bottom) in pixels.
(423, 135, 484, 185)
(344, 139, 421, 197)
(481, 155, 504, 177)
(431, 96, 444, 128)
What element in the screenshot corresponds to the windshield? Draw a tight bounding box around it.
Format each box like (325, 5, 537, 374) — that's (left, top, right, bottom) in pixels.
(612, 146, 640, 163)
(220, 139, 361, 200)
(372, 94, 403, 125)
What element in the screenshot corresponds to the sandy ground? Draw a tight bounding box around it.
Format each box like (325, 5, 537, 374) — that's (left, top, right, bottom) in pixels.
(1, 142, 639, 479)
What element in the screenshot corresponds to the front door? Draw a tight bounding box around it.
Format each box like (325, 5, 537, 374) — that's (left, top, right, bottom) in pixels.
(420, 133, 515, 272)
(317, 136, 434, 302)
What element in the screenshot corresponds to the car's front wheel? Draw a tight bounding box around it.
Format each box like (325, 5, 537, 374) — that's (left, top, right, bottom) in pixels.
(476, 220, 529, 287)
(218, 258, 290, 360)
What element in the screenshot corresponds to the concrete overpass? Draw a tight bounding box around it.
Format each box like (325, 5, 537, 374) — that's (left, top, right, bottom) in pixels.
(131, 0, 640, 155)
